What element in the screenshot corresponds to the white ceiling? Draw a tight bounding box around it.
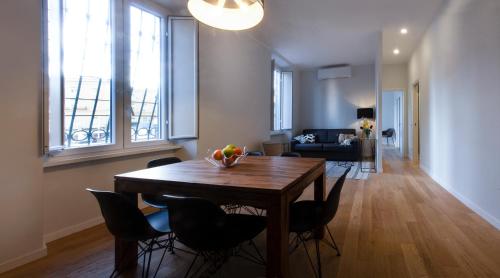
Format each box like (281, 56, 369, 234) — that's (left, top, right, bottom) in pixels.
(155, 0, 444, 68)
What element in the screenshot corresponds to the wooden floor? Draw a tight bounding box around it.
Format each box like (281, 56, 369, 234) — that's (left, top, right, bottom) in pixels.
(3, 148, 500, 277)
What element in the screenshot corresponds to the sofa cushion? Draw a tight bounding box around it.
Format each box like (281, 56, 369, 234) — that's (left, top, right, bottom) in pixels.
(323, 143, 353, 153)
(294, 143, 323, 151)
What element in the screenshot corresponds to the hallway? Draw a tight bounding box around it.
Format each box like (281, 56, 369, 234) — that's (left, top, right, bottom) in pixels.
(3, 150, 500, 277)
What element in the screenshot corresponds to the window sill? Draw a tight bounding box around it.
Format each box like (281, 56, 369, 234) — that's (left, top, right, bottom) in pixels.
(270, 130, 291, 136)
(43, 144, 182, 168)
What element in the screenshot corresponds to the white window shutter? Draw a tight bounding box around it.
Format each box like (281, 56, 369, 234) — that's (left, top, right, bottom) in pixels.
(281, 71, 293, 130)
(168, 16, 198, 139)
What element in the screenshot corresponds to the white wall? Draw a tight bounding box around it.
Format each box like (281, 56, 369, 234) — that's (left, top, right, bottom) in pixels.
(196, 27, 273, 155)
(382, 93, 395, 130)
(382, 64, 409, 155)
(408, 0, 500, 229)
(299, 65, 376, 132)
(0, 0, 46, 271)
(0, 2, 291, 272)
(43, 152, 182, 242)
(382, 64, 408, 90)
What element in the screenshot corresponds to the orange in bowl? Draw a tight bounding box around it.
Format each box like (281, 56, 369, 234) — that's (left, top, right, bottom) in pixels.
(233, 147, 242, 156)
(212, 149, 223, 161)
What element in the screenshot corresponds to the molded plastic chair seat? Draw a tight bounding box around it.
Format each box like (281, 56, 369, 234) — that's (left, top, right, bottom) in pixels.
(289, 201, 326, 234)
(143, 157, 182, 209)
(281, 151, 302, 157)
(146, 210, 171, 235)
(246, 151, 264, 156)
(186, 215, 266, 251)
(163, 195, 266, 276)
(225, 214, 267, 242)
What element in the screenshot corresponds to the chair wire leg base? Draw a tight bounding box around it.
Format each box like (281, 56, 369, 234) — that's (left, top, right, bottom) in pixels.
(326, 226, 341, 256)
(184, 253, 199, 278)
(298, 234, 319, 278)
(235, 240, 266, 266)
(314, 239, 322, 278)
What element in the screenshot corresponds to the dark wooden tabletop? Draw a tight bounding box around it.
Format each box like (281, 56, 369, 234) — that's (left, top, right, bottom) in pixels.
(115, 156, 325, 193)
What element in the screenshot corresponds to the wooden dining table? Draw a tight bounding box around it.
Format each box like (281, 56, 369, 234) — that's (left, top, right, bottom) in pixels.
(114, 156, 326, 278)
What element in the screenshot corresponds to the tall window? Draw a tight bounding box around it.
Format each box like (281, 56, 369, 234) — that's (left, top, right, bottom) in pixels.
(129, 6, 162, 142)
(48, 0, 113, 147)
(272, 64, 293, 131)
(43, 0, 199, 158)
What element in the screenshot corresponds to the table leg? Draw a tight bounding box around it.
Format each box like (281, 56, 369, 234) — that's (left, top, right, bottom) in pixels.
(266, 195, 290, 278)
(314, 169, 326, 239)
(114, 182, 138, 272)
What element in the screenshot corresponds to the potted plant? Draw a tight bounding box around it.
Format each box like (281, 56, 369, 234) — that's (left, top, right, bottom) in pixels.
(360, 119, 373, 138)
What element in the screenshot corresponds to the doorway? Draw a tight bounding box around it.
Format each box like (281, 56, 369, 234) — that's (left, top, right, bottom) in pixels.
(412, 82, 420, 163)
(382, 90, 404, 156)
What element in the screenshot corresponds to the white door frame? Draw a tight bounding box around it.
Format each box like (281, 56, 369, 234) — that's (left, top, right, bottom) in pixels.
(382, 89, 406, 158)
(395, 92, 403, 154)
(412, 82, 420, 163)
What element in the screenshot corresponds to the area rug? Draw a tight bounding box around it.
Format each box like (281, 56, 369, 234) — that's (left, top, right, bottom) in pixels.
(326, 161, 370, 180)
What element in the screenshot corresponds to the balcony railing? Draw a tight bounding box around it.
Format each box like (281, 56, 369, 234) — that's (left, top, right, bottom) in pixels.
(64, 76, 159, 147)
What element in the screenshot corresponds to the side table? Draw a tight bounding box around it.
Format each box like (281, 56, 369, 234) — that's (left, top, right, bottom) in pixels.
(360, 138, 376, 172)
(262, 140, 290, 156)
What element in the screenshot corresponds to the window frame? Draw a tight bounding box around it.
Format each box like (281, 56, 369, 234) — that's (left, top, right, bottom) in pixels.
(271, 61, 293, 132)
(42, 0, 176, 163)
(123, 1, 169, 149)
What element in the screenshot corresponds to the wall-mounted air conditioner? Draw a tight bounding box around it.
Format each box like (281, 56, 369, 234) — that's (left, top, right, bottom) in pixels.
(317, 65, 352, 80)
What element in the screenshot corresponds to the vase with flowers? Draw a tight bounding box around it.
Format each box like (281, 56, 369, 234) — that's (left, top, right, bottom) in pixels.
(360, 119, 373, 139)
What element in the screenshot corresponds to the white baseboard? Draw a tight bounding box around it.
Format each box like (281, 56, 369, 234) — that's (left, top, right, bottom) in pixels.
(43, 202, 148, 243)
(419, 165, 500, 230)
(43, 216, 104, 243)
(1, 203, 151, 274)
(0, 245, 47, 274)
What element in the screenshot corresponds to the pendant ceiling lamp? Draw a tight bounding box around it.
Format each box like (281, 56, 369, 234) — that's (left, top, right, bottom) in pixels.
(187, 0, 264, 31)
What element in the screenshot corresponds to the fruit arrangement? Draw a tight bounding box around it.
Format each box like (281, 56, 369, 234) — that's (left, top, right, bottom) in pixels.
(206, 144, 246, 168)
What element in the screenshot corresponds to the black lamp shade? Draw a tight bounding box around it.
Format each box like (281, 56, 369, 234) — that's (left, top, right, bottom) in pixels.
(357, 108, 374, 119)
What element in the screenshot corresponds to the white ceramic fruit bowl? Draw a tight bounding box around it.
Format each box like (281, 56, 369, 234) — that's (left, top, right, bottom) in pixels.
(205, 146, 247, 168)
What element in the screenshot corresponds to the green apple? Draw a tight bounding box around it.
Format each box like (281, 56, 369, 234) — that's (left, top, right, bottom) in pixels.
(222, 147, 234, 158)
(226, 144, 236, 150)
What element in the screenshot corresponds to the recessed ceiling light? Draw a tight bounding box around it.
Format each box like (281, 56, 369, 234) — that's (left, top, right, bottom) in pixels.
(400, 28, 408, 35)
(393, 48, 400, 55)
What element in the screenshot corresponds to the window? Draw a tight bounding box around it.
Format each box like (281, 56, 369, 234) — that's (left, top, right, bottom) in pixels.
(47, 0, 113, 148)
(129, 6, 162, 142)
(43, 0, 199, 159)
(272, 63, 293, 131)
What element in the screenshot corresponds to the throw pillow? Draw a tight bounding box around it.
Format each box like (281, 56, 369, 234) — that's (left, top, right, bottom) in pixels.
(294, 135, 307, 144)
(294, 134, 316, 144)
(340, 134, 357, 145)
(338, 134, 346, 144)
(303, 134, 316, 143)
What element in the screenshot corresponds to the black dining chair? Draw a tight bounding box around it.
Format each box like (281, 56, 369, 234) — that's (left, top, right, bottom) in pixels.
(288, 167, 350, 278)
(382, 128, 396, 145)
(87, 189, 174, 278)
(163, 195, 267, 277)
(142, 157, 182, 209)
(246, 151, 264, 156)
(281, 152, 301, 157)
